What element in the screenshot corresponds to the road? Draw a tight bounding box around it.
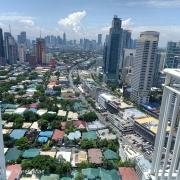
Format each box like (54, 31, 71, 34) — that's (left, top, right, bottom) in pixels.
(68, 59, 151, 160)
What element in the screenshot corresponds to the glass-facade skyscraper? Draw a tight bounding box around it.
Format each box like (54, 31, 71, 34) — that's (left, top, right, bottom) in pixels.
(165, 41, 180, 68)
(0, 28, 5, 65)
(103, 15, 123, 84)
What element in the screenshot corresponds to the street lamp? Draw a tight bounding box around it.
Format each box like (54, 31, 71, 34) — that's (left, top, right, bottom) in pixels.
(0, 101, 6, 180)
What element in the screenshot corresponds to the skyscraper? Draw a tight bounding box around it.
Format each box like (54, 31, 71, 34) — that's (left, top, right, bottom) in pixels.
(63, 32, 66, 45)
(121, 48, 136, 86)
(165, 41, 180, 68)
(17, 31, 26, 44)
(103, 15, 123, 84)
(151, 68, 180, 180)
(98, 34, 102, 46)
(18, 44, 26, 63)
(122, 30, 132, 49)
(0, 28, 5, 65)
(4, 32, 18, 64)
(35, 38, 46, 65)
(131, 31, 159, 104)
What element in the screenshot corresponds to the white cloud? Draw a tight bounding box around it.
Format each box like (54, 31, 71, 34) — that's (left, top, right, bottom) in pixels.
(122, 18, 133, 29)
(58, 10, 86, 32)
(0, 15, 34, 22)
(126, 0, 180, 8)
(19, 19, 34, 26)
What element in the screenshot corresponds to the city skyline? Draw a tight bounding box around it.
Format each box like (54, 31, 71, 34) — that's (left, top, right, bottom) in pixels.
(0, 0, 180, 46)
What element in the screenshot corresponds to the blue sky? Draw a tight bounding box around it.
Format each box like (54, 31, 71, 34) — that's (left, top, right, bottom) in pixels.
(0, 0, 180, 46)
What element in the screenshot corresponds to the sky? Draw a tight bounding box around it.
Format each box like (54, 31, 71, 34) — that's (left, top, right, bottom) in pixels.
(0, 0, 180, 47)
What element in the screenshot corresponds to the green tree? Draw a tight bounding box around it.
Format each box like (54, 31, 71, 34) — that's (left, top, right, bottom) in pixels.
(24, 111, 38, 122)
(79, 111, 97, 122)
(38, 119, 49, 130)
(13, 116, 24, 128)
(75, 172, 85, 180)
(15, 137, 31, 150)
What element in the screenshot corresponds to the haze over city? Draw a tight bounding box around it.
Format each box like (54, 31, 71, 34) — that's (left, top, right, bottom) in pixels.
(0, 0, 180, 46)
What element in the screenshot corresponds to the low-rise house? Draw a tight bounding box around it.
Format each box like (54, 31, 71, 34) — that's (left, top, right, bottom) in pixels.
(4, 122, 14, 128)
(6, 147, 22, 162)
(22, 148, 40, 158)
(3, 129, 12, 135)
(67, 111, 78, 121)
(103, 149, 118, 160)
(82, 131, 97, 140)
(6, 164, 22, 180)
(97, 129, 116, 140)
(30, 122, 41, 131)
(22, 123, 32, 129)
(10, 129, 27, 140)
(36, 109, 48, 116)
(81, 168, 120, 180)
(119, 167, 138, 180)
(41, 174, 59, 180)
(14, 107, 27, 115)
(88, 148, 102, 164)
(52, 129, 64, 144)
(40, 151, 56, 158)
(56, 150, 72, 162)
(73, 120, 86, 129)
(57, 110, 67, 117)
(67, 131, 81, 140)
(72, 150, 87, 167)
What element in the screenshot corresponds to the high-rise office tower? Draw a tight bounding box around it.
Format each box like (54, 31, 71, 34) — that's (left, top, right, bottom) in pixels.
(35, 38, 46, 65)
(98, 34, 102, 46)
(17, 31, 26, 44)
(0, 28, 5, 65)
(0, 102, 6, 180)
(63, 32, 66, 45)
(103, 15, 123, 84)
(131, 31, 159, 104)
(151, 69, 180, 180)
(165, 41, 180, 68)
(4, 32, 18, 64)
(122, 30, 132, 49)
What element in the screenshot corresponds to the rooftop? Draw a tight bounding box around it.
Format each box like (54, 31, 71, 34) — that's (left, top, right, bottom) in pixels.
(88, 148, 102, 164)
(119, 167, 138, 180)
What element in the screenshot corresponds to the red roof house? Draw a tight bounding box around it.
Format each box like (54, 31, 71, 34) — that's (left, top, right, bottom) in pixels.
(6, 164, 22, 180)
(119, 167, 138, 180)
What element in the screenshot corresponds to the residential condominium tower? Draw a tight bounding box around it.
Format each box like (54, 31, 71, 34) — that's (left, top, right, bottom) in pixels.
(131, 31, 159, 104)
(103, 15, 123, 84)
(151, 68, 180, 180)
(35, 38, 46, 65)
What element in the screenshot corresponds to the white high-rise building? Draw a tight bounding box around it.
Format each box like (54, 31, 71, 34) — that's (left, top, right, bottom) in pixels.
(131, 31, 159, 104)
(0, 102, 6, 179)
(151, 69, 180, 180)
